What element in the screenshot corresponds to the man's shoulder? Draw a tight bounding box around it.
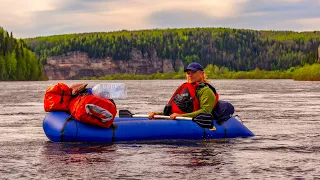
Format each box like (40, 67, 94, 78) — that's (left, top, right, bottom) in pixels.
(197, 85, 213, 95)
(197, 83, 210, 90)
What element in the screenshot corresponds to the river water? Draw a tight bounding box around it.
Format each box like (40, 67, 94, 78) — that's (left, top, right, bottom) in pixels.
(0, 79, 319, 179)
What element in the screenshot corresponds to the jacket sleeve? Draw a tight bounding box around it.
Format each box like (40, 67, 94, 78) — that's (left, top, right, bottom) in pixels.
(182, 86, 216, 118)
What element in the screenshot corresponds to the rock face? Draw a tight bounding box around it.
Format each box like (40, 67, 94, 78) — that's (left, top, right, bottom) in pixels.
(44, 49, 185, 80)
(318, 45, 320, 63)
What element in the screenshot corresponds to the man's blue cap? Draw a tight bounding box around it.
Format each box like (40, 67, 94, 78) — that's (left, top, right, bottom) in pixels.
(184, 62, 204, 72)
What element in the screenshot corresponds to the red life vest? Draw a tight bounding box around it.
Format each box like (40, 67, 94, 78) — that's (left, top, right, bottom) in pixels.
(168, 82, 219, 114)
(44, 82, 72, 112)
(68, 95, 117, 128)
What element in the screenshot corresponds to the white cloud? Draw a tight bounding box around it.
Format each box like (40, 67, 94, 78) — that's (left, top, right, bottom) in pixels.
(0, 0, 319, 38)
(0, 0, 56, 36)
(276, 0, 304, 3)
(1, 0, 55, 13)
(291, 18, 320, 31)
(140, 0, 246, 18)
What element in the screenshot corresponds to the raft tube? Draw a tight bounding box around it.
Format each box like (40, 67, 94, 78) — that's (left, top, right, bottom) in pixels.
(43, 111, 254, 143)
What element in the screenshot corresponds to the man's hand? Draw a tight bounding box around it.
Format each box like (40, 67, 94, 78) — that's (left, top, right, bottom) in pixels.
(148, 112, 157, 119)
(170, 113, 182, 119)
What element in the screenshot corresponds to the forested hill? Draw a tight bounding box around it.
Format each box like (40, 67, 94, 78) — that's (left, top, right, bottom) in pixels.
(26, 28, 320, 72)
(0, 27, 44, 80)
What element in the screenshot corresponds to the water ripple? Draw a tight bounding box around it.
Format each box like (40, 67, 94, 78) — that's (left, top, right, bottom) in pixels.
(0, 80, 320, 179)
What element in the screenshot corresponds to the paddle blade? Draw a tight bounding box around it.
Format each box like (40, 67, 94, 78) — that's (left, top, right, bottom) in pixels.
(192, 113, 214, 129)
(119, 110, 133, 117)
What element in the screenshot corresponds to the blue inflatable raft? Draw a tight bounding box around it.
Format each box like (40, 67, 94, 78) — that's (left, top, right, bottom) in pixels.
(43, 111, 254, 143)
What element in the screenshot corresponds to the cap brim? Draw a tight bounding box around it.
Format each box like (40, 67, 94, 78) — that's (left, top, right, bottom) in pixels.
(184, 67, 198, 72)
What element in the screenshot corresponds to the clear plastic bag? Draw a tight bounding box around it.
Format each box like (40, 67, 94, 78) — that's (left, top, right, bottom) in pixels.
(91, 83, 127, 99)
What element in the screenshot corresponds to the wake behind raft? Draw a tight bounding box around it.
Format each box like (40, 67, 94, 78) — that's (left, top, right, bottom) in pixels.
(43, 111, 254, 143)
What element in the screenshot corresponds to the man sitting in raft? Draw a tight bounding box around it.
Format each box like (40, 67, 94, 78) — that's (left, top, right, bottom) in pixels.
(149, 62, 219, 120)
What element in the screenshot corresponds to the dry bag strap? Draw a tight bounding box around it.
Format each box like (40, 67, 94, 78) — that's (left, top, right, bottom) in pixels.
(70, 95, 86, 116)
(60, 89, 72, 107)
(109, 124, 117, 142)
(85, 104, 113, 122)
(203, 83, 217, 95)
(60, 115, 73, 142)
(60, 90, 65, 104)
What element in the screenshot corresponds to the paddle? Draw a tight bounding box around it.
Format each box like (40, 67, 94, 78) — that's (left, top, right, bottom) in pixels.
(119, 110, 215, 129)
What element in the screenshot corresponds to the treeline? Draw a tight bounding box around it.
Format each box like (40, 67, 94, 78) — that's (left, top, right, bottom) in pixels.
(292, 64, 320, 81)
(0, 27, 44, 80)
(26, 28, 320, 71)
(83, 63, 320, 81)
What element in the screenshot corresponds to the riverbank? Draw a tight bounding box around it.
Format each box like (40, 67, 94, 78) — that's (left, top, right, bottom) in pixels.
(82, 63, 320, 81)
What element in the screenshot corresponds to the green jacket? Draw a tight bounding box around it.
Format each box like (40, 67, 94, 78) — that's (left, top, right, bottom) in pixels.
(181, 86, 216, 117)
(157, 86, 216, 117)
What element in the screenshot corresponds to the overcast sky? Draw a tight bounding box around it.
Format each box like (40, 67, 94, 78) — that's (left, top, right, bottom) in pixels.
(1, 0, 320, 38)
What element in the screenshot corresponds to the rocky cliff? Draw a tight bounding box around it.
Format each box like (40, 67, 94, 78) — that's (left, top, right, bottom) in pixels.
(318, 45, 320, 63)
(44, 49, 185, 80)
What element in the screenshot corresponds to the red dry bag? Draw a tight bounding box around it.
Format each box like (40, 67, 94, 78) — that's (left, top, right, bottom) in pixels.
(68, 95, 117, 128)
(44, 82, 72, 112)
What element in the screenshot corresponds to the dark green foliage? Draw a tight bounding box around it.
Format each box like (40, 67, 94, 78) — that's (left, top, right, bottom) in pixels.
(82, 63, 320, 81)
(25, 28, 320, 72)
(0, 27, 44, 80)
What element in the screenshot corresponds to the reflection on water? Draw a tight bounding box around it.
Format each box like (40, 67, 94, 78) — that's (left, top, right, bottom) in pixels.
(0, 80, 320, 179)
(38, 140, 234, 179)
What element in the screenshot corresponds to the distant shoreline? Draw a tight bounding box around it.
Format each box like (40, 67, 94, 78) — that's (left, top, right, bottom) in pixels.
(0, 63, 318, 81)
(81, 63, 320, 81)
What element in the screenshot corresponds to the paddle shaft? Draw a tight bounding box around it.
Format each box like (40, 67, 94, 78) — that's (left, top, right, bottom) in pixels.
(119, 110, 214, 128)
(132, 114, 192, 120)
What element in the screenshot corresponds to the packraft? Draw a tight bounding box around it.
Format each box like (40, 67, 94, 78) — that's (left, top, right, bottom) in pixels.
(43, 111, 255, 143)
